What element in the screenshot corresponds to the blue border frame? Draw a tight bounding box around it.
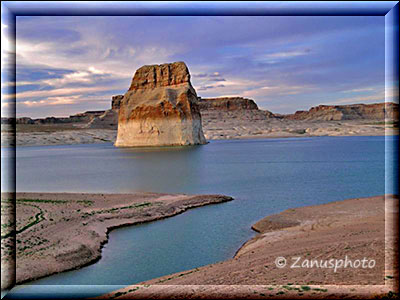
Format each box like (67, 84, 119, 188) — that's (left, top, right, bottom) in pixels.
(1, 1, 398, 299)
(1, 1, 398, 16)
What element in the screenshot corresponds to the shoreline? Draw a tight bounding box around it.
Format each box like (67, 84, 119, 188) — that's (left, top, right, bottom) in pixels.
(1, 130, 398, 148)
(1, 120, 397, 147)
(101, 194, 398, 299)
(1, 192, 233, 288)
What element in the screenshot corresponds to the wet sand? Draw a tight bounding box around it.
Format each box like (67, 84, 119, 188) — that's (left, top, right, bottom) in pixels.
(0, 192, 233, 288)
(100, 195, 398, 299)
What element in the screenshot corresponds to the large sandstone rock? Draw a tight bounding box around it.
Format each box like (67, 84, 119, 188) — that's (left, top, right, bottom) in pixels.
(284, 102, 399, 121)
(115, 62, 206, 147)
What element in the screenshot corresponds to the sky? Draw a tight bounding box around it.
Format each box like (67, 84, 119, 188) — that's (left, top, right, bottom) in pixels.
(1, 15, 393, 118)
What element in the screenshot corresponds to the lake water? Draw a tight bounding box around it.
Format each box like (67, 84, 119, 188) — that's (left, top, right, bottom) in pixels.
(3, 136, 398, 299)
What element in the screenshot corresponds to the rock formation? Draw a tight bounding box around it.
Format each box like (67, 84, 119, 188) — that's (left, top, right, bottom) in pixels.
(197, 97, 259, 111)
(9, 111, 105, 125)
(84, 110, 118, 129)
(85, 95, 122, 129)
(111, 95, 124, 110)
(115, 62, 206, 147)
(284, 102, 399, 121)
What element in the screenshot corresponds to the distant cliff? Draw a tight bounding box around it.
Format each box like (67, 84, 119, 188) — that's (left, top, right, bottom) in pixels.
(4, 99, 397, 130)
(3, 111, 106, 125)
(197, 97, 259, 111)
(284, 102, 399, 121)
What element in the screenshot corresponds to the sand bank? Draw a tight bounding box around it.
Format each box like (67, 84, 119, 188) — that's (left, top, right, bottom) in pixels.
(1, 119, 397, 147)
(100, 195, 398, 299)
(0, 192, 233, 288)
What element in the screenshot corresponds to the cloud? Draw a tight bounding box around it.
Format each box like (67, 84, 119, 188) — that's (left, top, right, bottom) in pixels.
(193, 73, 208, 78)
(198, 84, 225, 91)
(208, 78, 226, 82)
(324, 94, 385, 105)
(260, 49, 312, 61)
(341, 87, 375, 93)
(20, 95, 79, 107)
(242, 84, 316, 98)
(2, 15, 385, 117)
(193, 72, 226, 81)
(8, 85, 125, 102)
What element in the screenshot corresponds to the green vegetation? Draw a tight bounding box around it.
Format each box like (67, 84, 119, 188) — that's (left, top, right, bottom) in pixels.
(110, 287, 140, 299)
(157, 268, 199, 283)
(76, 200, 94, 206)
(312, 288, 328, 292)
(384, 291, 398, 299)
(81, 202, 154, 218)
(1, 221, 14, 231)
(301, 286, 311, 291)
(1, 204, 45, 239)
(17, 198, 68, 204)
(113, 292, 124, 298)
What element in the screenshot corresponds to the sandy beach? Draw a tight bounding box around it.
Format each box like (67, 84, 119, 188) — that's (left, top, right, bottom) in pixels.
(100, 194, 399, 299)
(0, 192, 233, 288)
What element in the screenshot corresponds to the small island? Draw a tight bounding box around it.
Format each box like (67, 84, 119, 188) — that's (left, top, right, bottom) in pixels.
(115, 62, 207, 147)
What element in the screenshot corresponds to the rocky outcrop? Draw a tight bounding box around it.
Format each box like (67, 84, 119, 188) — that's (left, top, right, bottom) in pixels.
(115, 62, 206, 147)
(84, 109, 119, 129)
(85, 95, 122, 129)
(197, 97, 259, 111)
(111, 95, 124, 110)
(67, 111, 106, 123)
(15, 111, 105, 125)
(284, 102, 399, 121)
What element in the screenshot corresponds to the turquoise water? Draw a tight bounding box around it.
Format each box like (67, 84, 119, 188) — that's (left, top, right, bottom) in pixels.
(3, 136, 398, 298)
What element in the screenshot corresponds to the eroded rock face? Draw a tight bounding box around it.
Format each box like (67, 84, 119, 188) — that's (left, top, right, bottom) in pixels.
(198, 97, 259, 111)
(115, 62, 206, 147)
(111, 95, 124, 110)
(84, 109, 118, 129)
(284, 102, 399, 121)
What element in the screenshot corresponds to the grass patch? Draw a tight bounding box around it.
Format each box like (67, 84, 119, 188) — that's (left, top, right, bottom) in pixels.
(86, 202, 154, 216)
(2, 206, 44, 239)
(76, 200, 94, 206)
(312, 288, 328, 292)
(16, 198, 67, 204)
(157, 268, 199, 283)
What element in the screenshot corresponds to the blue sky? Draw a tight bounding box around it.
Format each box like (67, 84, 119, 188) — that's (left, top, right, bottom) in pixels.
(1, 15, 391, 118)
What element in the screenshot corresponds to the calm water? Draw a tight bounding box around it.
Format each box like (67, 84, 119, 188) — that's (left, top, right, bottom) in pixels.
(3, 136, 398, 299)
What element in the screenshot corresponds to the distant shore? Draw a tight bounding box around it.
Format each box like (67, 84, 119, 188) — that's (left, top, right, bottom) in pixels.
(0, 192, 233, 288)
(101, 194, 398, 299)
(1, 119, 398, 147)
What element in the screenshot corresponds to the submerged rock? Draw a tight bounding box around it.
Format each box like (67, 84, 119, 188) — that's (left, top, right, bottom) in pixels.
(115, 62, 206, 147)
